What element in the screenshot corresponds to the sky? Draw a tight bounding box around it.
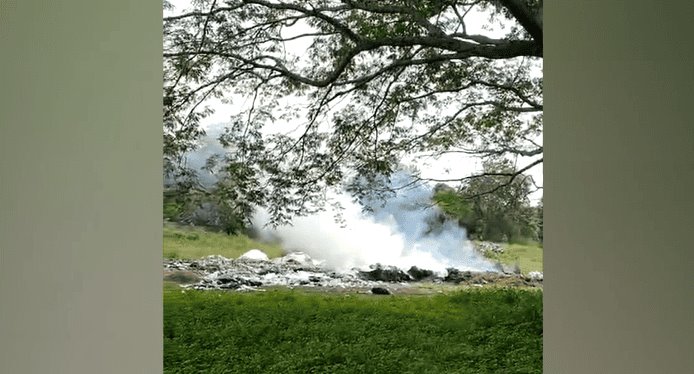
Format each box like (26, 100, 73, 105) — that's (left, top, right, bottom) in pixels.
(165, 0, 543, 203)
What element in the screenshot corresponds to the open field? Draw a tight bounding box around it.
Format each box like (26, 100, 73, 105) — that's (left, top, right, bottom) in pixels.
(164, 287, 542, 373)
(163, 225, 543, 372)
(480, 242, 543, 274)
(163, 223, 284, 260)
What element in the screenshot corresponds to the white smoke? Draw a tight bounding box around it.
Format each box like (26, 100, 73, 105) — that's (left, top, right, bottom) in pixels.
(252, 172, 498, 273)
(177, 123, 499, 274)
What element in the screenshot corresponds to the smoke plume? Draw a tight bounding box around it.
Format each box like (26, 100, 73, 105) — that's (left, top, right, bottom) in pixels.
(177, 123, 498, 274)
(252, 172, 498, 273)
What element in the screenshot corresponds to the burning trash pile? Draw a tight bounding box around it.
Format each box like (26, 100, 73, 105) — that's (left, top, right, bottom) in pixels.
(472, 241, 505, 254)
(164, 250, 543, 293)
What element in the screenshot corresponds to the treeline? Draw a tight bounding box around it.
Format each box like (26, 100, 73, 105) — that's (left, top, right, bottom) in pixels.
(163, 188, 250, 235)
(433, 159, 543, 244)
(164, 158, 543, 244)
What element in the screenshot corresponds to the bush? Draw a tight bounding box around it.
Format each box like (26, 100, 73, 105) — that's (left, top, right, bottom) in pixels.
(163, 199, 184, 221)
(163, 188, 251, 235)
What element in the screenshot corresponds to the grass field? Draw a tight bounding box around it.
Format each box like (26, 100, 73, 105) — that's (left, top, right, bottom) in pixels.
(163, 223, 284, 260)
(164, 287, 542, 374)
(481, 242, 543, 274)
(162, 225, 543, 372)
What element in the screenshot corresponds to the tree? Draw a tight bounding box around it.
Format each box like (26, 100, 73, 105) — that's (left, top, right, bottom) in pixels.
(163, 0, 543, 226)
(434, 157, 541, 242)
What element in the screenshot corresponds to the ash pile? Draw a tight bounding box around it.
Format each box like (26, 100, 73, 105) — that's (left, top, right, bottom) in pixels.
(164, 250, 542, 292)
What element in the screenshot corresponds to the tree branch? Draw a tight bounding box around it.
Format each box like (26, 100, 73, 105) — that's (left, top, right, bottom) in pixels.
(432, 145, 543, 157)
(243, 0, 361, 42)
(497, 0, 543, 45)
(421, 157, 543, 198)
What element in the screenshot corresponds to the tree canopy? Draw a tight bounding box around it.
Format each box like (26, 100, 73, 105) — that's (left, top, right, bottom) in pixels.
(163, 0, 543, 227)
(434, 157, 542, 243)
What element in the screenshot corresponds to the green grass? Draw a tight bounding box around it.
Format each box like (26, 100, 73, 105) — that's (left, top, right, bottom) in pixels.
(481, 242, 543, 274)
(163, 223, 284, 260)
(164, 288, 542, 374)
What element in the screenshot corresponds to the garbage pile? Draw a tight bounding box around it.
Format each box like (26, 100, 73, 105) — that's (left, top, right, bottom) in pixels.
(164, 250, 543, 293)
(472, 241, 505, 254)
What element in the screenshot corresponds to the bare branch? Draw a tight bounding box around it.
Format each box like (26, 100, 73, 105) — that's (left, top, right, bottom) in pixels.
(421, 157, 543, 198)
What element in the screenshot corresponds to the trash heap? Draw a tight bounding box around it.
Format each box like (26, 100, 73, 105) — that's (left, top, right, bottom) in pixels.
(164, 250, 543, 293)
